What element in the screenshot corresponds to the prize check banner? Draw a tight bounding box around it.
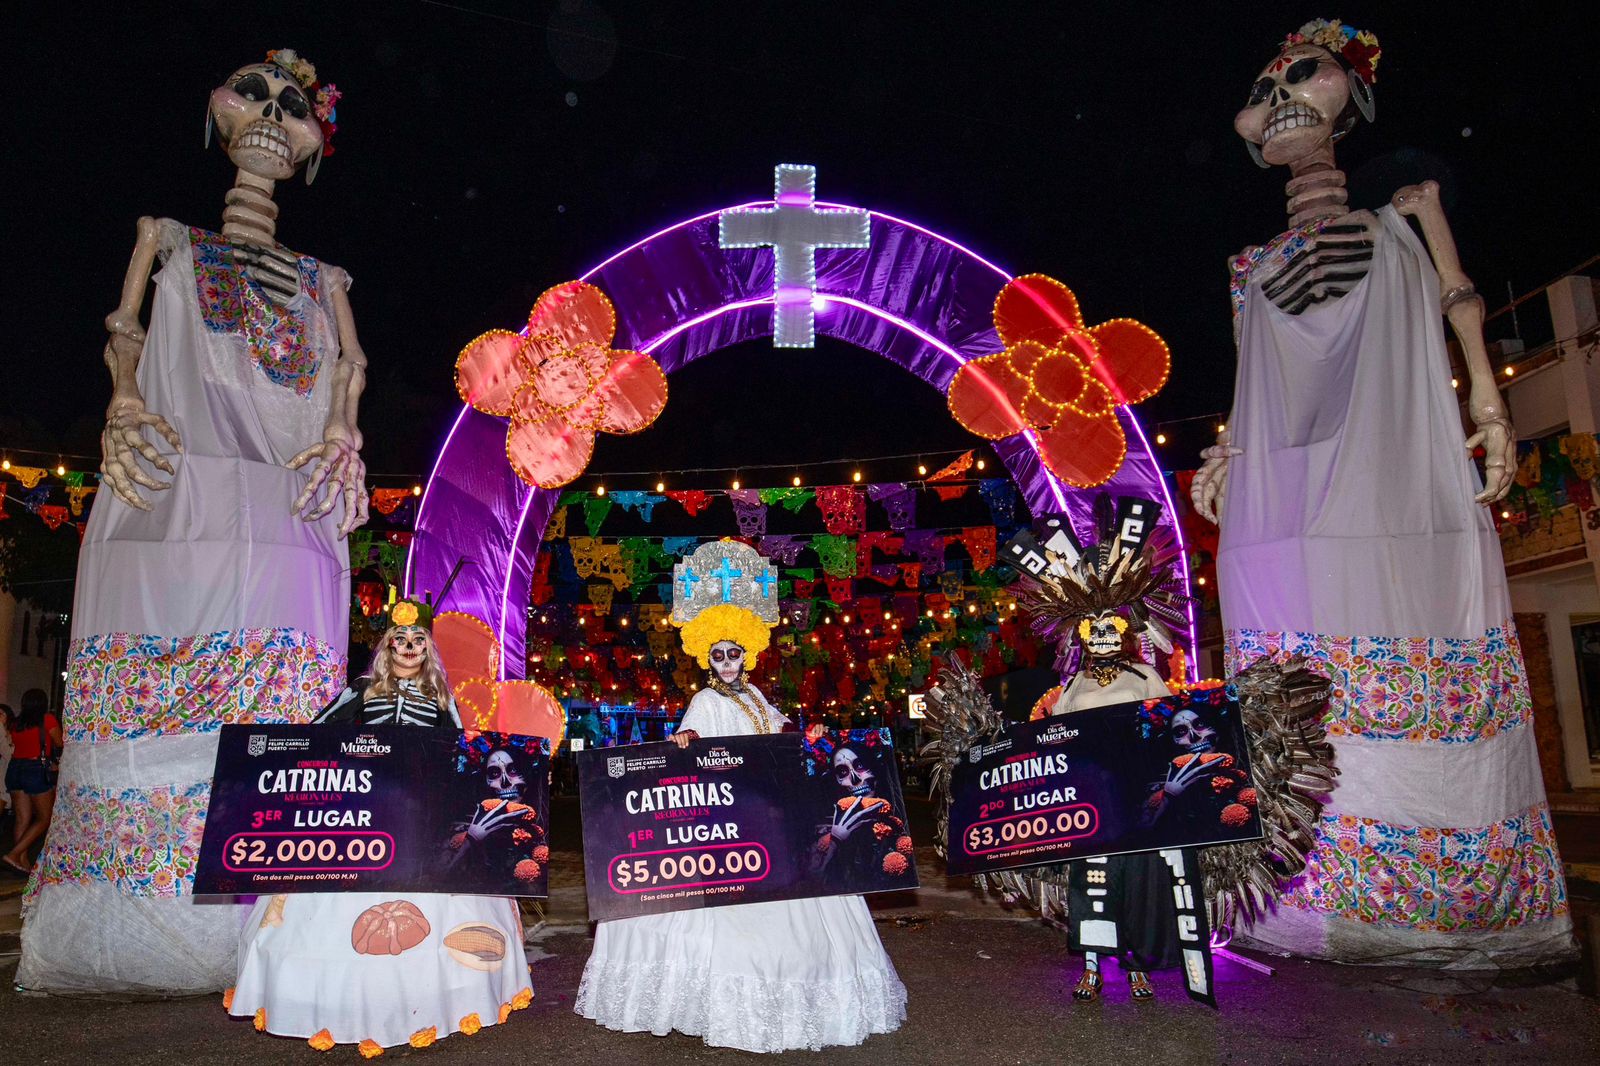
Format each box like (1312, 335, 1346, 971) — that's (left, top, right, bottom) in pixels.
(946, 687, 1262, 877)
(578, 729, 917, 921)
(195, 724, 550, 897)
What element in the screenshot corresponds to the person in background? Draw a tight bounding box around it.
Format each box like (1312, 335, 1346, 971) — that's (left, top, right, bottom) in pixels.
(3, 689, 62, 876)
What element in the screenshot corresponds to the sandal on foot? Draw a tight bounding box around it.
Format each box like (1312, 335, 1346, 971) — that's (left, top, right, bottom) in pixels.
(1129, 972, 1155, 1000)
(1072, 970, 1103, 1001)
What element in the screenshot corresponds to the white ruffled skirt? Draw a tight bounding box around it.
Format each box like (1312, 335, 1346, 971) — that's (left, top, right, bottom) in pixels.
(575, 895, 906, 1053)
(229, 891, 532, 1048)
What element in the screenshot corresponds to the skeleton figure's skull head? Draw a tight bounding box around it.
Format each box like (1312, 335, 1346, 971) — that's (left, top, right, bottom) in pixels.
(1171, 709, 1217, 754)
(1234, 44, 1371, 167)
(209, 63, 323, 180)
(832, 746, 876, 797)
(1078, 612, 1128, 660)
(708, 640, 746, 685)
(484, 749, 527, 801)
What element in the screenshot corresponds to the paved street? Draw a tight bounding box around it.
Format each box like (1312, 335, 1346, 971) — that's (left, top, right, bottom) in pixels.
(2, 797, 1597, 1065)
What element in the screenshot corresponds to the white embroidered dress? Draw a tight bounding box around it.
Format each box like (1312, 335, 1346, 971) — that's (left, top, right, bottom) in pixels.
(1220, 207, 1571, 965)
(575, 684, 907, 1053)
(20, 222, 349, 994)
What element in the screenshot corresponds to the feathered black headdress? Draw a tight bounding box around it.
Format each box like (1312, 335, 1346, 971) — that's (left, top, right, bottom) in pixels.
(1007, 494, 1192, 676)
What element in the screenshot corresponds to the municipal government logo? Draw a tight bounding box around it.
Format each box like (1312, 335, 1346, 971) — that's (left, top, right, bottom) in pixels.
(968, 745, 982, 764)
(246, 734, 268, 757)
(606, 756, 626, 779)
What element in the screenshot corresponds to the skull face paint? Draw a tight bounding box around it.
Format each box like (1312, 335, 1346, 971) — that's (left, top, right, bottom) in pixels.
(210, 63, 324, 180)
(389, 627, 428, 678)
(1171, 709, 1217, 754)
(1234, 44, 1350, 166)
(709, 640, 745, 684)
(1080, 612, 1128, 660)
(484, 749, 526, 801)
(832, 747, 876, 797)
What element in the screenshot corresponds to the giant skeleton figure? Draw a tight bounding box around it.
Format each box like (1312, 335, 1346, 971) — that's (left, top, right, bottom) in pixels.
(1191, 20, 1573, 965)
(19, 51, 368, 994)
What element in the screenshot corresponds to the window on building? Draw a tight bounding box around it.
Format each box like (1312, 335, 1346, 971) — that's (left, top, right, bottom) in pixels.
(1568, 619, 1600, 762)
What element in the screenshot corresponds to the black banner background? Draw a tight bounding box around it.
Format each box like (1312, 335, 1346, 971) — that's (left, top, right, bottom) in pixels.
(577, 729, 917, 920)
(946, 687, 1262, 877)
(195, 725, 550, 897)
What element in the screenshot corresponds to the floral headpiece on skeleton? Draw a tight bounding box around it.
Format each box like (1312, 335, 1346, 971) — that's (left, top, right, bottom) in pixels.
(671, 541, 781, 668)
(1005, 494, 1191, 678)
(265, 48, 342, 154)
(1282, 19, 1381, 86)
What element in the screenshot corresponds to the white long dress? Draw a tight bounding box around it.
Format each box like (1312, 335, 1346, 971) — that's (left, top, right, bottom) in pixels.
(574, 685, 907, 1053)
(1220, 207, 1572, 965)
(20, 221, 350, 994)
(229, 690, 534, 1048)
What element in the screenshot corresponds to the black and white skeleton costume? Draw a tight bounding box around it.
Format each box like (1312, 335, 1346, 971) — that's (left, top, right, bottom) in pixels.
(313, 676, 462, 728)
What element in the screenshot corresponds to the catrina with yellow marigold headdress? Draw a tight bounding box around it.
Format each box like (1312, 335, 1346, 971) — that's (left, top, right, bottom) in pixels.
(575, 540, 909, 1049)
(668, 540, 787, 739)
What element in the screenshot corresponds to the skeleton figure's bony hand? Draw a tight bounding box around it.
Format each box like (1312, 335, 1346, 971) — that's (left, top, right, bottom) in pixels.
(287, 425, 369, 537)
(1161, 756, 1210, 799)
(1190, 428, 1242, 525)
(100, 337, 184, 512)
(1465, 394, 1515, 505)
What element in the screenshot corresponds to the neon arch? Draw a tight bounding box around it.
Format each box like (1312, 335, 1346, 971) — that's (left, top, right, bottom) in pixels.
(407, 200, 1196, 678)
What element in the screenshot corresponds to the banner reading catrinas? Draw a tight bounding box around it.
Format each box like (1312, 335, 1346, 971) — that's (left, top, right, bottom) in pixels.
(579, 727, 916, 921)
(195, 724, 550, 897)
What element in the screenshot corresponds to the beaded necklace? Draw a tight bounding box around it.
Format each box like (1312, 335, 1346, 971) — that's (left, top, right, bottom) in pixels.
(709, 675, 771, 735)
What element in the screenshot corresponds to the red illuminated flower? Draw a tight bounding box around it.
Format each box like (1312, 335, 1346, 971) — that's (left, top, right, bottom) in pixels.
(947, 274, 1168, 487)
(456, 281, 668, 489)
(514, 859, 543, 881)
(882, 852, 909, 876)
(1220, 803, 1252, 828)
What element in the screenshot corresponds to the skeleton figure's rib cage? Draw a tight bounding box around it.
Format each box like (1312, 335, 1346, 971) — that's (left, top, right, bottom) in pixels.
(17, 52, 367, 995)
(1204, 20, 1572, 967)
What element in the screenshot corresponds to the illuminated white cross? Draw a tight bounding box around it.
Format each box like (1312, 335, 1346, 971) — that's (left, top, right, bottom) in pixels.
(719, 164, 871, 347)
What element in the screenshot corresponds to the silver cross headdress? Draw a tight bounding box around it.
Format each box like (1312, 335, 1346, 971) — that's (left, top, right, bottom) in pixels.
(671, 539, 781, 626)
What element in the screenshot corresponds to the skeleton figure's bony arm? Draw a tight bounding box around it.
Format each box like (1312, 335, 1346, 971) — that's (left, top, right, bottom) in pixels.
(101, 217, 184, 511)
(1393, 181, 1514, 504)
(288, 268, 370, 536)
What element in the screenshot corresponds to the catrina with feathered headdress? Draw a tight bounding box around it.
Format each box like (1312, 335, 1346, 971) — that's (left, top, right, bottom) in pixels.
(1005, 494, 1191, 687)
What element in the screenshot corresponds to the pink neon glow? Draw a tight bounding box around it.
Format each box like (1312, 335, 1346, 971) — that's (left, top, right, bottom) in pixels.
(437, 200, 1194, 677)
(1125, 413, 1201, 681)
(405, 404, 472, 595)
(775, 192, 811, 206)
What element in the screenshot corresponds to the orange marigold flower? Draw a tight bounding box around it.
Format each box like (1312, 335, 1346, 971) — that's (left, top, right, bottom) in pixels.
(409, 1026, 437, 1049)
(222, 987, 236, 1010)
(358, 1039, 384, 1058)
(882, 852, 909, 876)
(481, 798, 506, 811)
(514, 859, 543, 881)
(448, 831, 468, 850)
(895, 835, 915, 856)
(533, 845, 550, 863)
(815, 834, 834, 852)
(512, 828, 532, 846)
(1220, 803, 1251, 828)
(1210, 775, 1234, 793)
(499, 1003, 513, 1024)
(1239, 788, 1258, 807)
(308, 1030, 336, 1052)
(512, 987, 534, 1011)
(872, 822, 893, 840)
(254, 1008, 267, 1032)
(459, 1013, 483, 1036)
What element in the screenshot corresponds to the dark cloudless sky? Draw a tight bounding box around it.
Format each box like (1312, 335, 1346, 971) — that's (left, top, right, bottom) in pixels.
(5, 1, 1593, 483)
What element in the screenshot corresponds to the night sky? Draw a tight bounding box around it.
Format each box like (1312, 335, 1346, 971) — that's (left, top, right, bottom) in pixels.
(6, 2, 1593, 487)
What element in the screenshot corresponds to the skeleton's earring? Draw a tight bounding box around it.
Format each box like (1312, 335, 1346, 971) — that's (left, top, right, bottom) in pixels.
(1348, 70, 1375, 123)
(306, 144, 323, 186)
(204, 106, 214, 150)
(1246, 139, 1270, 169)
